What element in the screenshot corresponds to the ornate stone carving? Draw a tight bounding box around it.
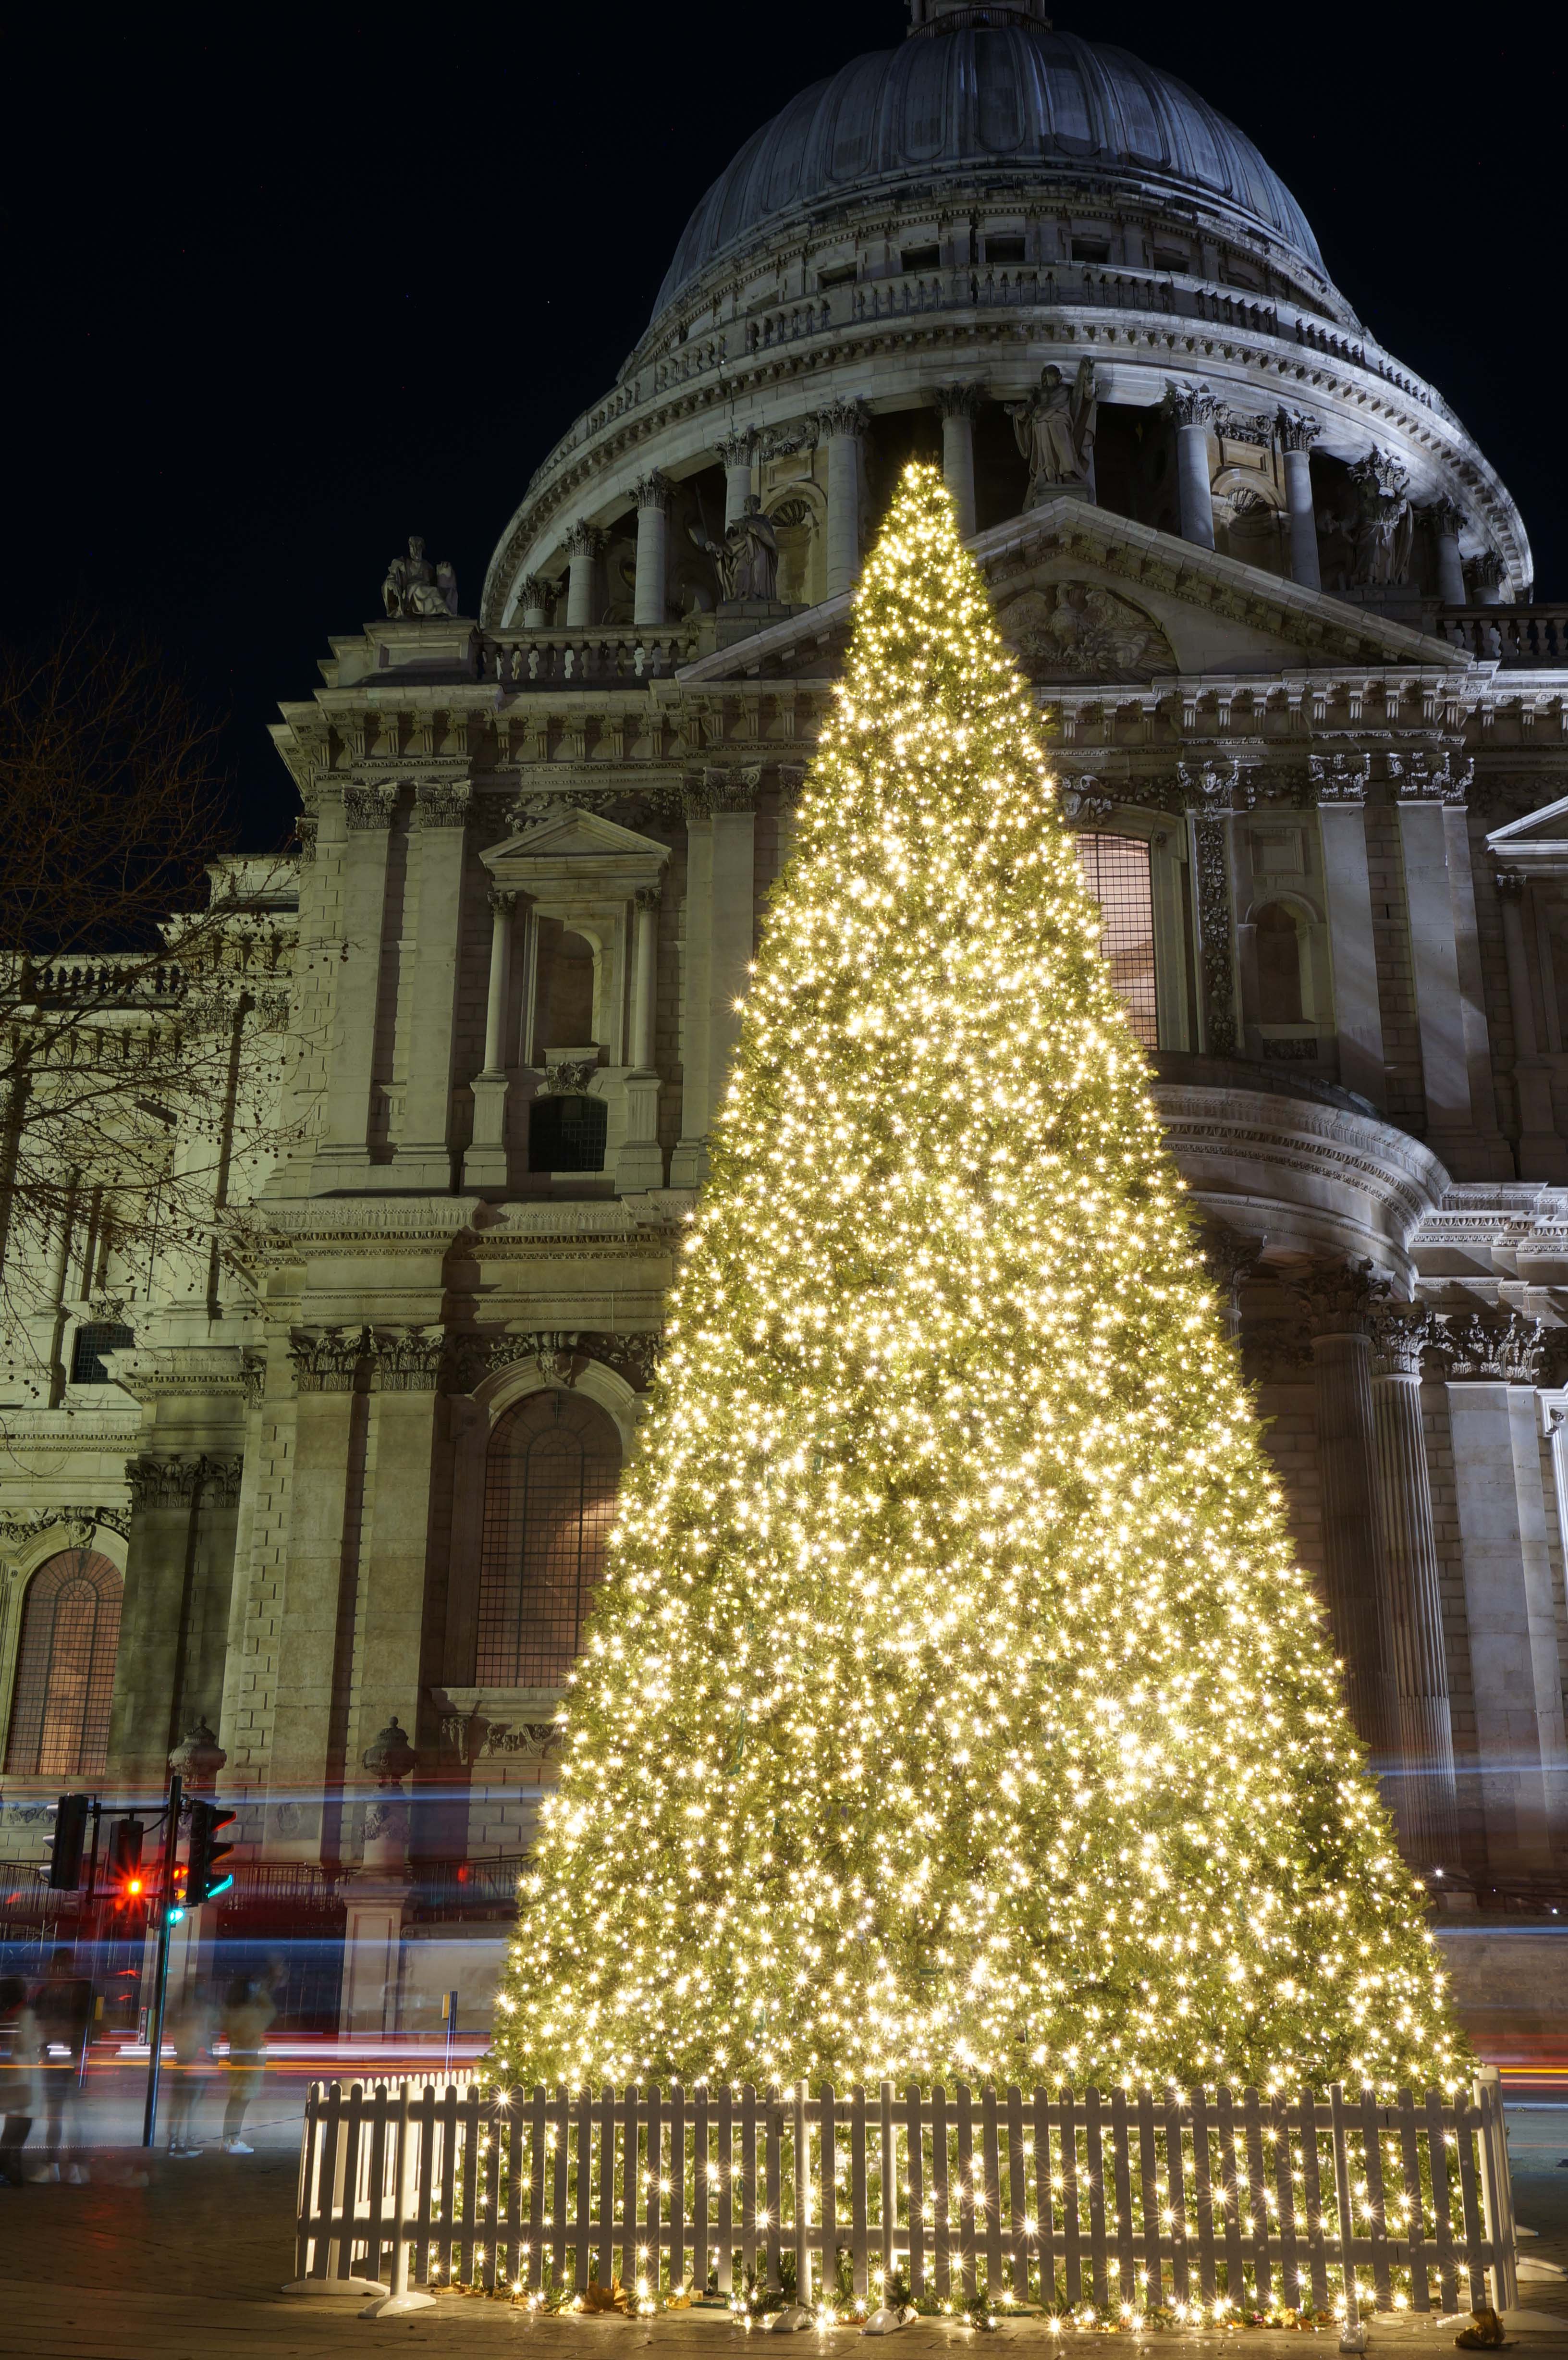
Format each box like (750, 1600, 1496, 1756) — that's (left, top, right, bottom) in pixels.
(715, 428, 756, 469)
(1058, 781, 1115, 824)
(1428, 496, 1465, 540)
(1008, 359, 1096, 502)
(517, 573, 554, 619)
(0, 1504, 131, 1551)
(634, 467, 673, 512)
(295, 817, 318, 864)
(688, 496, 779, 603)
(368, 1327, 447, 1392)
(539, 1058, 598, 1097)
(1239, 1319, 1312, 1379)
(1494, 871, 1526, 903)
(933, 381, 984, 421)
(239, 1349, 267, 1405)
(382, 535, 459, 619)
(633, 883, 663, 913)
(1368, 1303, 1439, 1379)
(758, 419, 819, 461)
(564, 522, 607, 561)
(1193, 815, 1237, 1057)
(167, 1717, 227, 1792)
(1311, 752, 1370, 804)
(1433, 1311, 1545, 1384)
(1466, 551, 1507, 598)
(343, 782, 399, 832)
(289, 1327, 368, 1392)
(413, 779, 472, 829)
(1286, 1256, 1393, 1339)
(488, 885, 518, 919)
(685, 762, 764, 815)
(1395, 750, 1472, 805)
(1347, 447, 1413, 587)
(363, 1716, 417, 1786)
(1276, 408, 1322, 454)
(1195, 1217, 1264, 1302)
(810, 397, 870, 442)
(1213, 406, 1273, 447)
(1000, 582, 1174, 680)
(1164, 380, 1217, 430)
(126, 1454, 244, 1511)
(448, 1328, 663, 1396)
(440, 1708, 564, 1770)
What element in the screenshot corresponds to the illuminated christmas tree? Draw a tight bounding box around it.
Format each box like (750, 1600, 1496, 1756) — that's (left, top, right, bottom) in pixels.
(493, 464, 1461, 2101)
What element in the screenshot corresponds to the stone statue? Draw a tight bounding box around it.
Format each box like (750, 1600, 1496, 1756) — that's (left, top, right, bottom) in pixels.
(382, 534, 460, 618)
(687, 495, 780, 604)
(1007, 358, 1097, 504)
(1346, 450, 1413, 589)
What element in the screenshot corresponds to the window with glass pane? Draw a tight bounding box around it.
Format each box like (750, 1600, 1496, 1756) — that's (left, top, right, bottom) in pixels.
(477, 1391, 622, 1686)
(4, 1550, 122, 1780)
(1075, 832, 1158, 1047)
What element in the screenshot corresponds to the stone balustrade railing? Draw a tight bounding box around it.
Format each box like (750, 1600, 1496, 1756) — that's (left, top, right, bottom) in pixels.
(1439, 607, 1568, 666)
(2, 954, 188, 1003)
(485, 626, 699, 685)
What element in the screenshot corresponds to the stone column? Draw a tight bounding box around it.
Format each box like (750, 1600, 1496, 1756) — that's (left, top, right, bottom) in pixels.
(816, 399, 870, 597)
(316, 781, 398, 1187)
(1315, 775, 1387, 1109)
(398, 779, 471, 1191)
(1277, 409, 1322, 591)
(1289, 1260, 1404, 1780)
(1367, 1305, 1463, 1868)
(1495, 873, 1566, 1175)
(358, 1334, 445, 1758)
(270, 1330, 367, 1860)
(934, 382, 982, 540)
(633, 470, 672, 627)
(109, 1452, 245, 1794)
(465, 891, 516, 1191)
(1397, 787, 1486, 1168)
(616, 884, 665, 1192)
(709, 775, 760, 1125)
(564, 523, 604, 628)
(670, 800, 714, 1189)
(518, 574, 551, 630)
(1440, 1312, 1568, 1871)
(1468, 551, 1507, 607)
(1195, 1217, 1262, 1343)
(717, 429, 755, 527)
(1165, 381, 1216, 551)
(1432, 498, 1467, 605)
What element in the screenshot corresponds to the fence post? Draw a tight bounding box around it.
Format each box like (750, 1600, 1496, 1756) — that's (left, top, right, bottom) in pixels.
(795, 2079, 811, 2311)
(281, 2079, 391, 2299)
(1472, 2067, 1519, 2315)
(1329, 2084, 1366, 2352)
(359, 2081, 437, 2318)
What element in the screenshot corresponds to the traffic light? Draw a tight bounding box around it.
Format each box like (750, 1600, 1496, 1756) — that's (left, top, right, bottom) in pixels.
(46, 1794, 90, 1891)
(186, 1800, 235, 1905)
(107, 1817, 145, 1899)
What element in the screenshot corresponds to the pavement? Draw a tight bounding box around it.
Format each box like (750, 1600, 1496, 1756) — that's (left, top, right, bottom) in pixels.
(3, 2090, 1566, 2360)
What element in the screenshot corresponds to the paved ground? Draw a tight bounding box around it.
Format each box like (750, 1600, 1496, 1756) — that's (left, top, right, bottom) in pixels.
(4, 2099, 1566, 2360)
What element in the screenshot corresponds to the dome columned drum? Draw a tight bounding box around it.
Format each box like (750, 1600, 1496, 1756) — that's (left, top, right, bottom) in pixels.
(653, 25, 1323, 322)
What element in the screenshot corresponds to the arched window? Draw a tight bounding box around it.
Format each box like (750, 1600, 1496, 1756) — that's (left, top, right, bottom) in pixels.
(477, 1391, 622, 1686)
(1076, 832, 1158, 1047)
(1255, 901, 1306, 1023)
(4, 1550, 122, 1780)
(531, 922, 597, 1058)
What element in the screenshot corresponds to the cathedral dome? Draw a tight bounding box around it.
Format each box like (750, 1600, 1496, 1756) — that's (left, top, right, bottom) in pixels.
(652, 22, 1324, 322)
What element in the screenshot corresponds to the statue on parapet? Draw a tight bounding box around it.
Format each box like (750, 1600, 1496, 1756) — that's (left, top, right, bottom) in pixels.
(382, 534, 460, 618)
(1007, 357, 1097, 504)
(688, 495, 780, 605)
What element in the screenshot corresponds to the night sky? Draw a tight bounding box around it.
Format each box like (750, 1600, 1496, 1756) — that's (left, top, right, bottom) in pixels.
(8, 3, 1564, 850)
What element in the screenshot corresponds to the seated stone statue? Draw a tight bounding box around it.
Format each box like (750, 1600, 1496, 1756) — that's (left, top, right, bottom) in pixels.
(688, 496, 780, 604)
(382, 535, 460, 618)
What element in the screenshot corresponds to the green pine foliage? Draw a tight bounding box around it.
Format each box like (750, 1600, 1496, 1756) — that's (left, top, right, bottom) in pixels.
(491, 463, 1462, 2100)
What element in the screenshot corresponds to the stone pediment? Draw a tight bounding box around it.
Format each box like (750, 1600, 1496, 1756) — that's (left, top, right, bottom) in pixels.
(676, 498, 1468, 686)
(1485, 794, 1568, 879)
(484, 805, 669, 894)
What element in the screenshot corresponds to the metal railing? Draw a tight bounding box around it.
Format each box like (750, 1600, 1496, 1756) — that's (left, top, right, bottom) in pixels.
(293, 2070, 1518, 2323)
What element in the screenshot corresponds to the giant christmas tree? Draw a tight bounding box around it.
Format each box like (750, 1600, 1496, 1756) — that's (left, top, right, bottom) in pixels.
(493, 465, 1461, 2101)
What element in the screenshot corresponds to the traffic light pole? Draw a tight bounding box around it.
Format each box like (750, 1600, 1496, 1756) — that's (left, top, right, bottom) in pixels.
(140, 1770, 182, 2151)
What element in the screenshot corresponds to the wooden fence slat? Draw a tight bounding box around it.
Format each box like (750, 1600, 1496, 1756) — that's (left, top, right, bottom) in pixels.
(1083, 2086, 1109, 2311)
(1328, 2085, 1361, 2337)
(694, 2082, 710, 2299)
(980, 2088, 1003, 2301)
(740, 2084, 758, 2290)
(617, 2086, 637, 2293)
(765, 2084, 782, 2295)
(1135, 2087, 1161, 2312)
(1359, 2087, 1391, 2311)
(820, 2084, 836, 2310)
(571, 2086, 593, 2294)
(1033, 2089, 1057, 2312)
(670, 2082, 687, 2296)
(646, 2085, 664, 2292)
(881, 2082, 898, 2299)
(314, 2083, 342, 2281)
(1425, 2089, 1458, 2316)
(364, 2086, 389, 2287)
(791, 2084, 808, 2307)
(1452, 2095, 1487, 2316)
(1163, 2091, 1189, 2308)
(920, 2083, 938, 2301)
(1241, 2088, 1270, 2310)
(595, 2087, 615, 2290)
(1006, 2086, 1029, 2302)
(1110, 2087, 1136, 2313)
(1269, 2095, 1297, 2317)
(525, 2087, 546, 2292)
(1215, 2087, 1245, 2309)
(436, 2084, 460, 2287)
(717, 2082, 735, 2296)
(956, 2081, 977, 2300)
(906, 2084, 926, 2302)
(1188, 2087, 1217, 2307)
(1393, 2091, 1429, 2312)
(1298, 2089, 1327, 2316)
(1060, 2089, 1083, 2311)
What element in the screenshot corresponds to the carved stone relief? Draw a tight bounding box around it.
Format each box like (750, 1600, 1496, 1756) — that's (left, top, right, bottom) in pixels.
(998, 583, 1176, 681)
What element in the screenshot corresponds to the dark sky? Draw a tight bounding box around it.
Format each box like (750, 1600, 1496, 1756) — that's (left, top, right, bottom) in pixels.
(8, 3, 1564, 849)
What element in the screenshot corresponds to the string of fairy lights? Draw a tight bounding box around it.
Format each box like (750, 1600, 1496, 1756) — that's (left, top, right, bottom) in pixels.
(490, 462, 1462, 2105)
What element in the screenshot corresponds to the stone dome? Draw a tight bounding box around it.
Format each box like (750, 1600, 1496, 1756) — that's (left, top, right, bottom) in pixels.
(653, 25, 1324, 321)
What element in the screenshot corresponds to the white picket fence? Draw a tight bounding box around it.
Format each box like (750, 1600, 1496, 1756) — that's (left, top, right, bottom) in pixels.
(293, 2070, 1519, 2323)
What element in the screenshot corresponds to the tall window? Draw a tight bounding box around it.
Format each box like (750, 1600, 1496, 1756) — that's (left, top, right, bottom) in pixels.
(4, 1550, 122, 1780)
(1255, 901, 1306, 1023)
(477, 1392, 622, 1686)
(1076, 832, 1158, 1047)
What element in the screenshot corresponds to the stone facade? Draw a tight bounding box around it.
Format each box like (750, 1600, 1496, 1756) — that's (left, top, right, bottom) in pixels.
(6, 9, 1568, 1978)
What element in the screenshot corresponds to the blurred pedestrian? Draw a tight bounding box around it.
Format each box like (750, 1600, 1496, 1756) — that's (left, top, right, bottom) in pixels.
(164, 1984, 216, 2156)
(219, 1974, 274, 2154)
(0, 1974, 40, 2187)
(33, 1948, 93, 2184)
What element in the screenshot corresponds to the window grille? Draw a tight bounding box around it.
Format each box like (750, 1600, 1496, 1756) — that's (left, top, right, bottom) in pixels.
(70, 1322, 134, 1384)
(4, 1550, 122, 1780)
(1076, 832, 1159, 1047)
(476, 1391, 622, 1687)
(528, 1093, 607, 1173)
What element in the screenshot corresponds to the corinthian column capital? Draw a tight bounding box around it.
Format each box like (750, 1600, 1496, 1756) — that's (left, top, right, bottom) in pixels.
(1165, 380, 1217, 430)
(1286, 1254, 1393, 1341)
